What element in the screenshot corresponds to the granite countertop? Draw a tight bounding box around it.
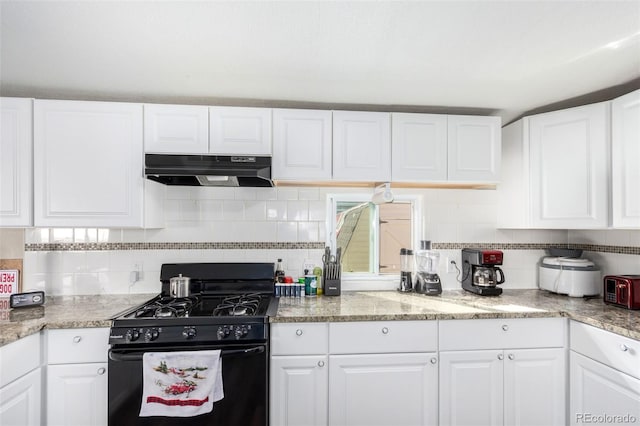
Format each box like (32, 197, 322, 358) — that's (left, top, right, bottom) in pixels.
(1, 289, 639, 347)
(274, 289, 640, 340)
(0, 294, 156, 347)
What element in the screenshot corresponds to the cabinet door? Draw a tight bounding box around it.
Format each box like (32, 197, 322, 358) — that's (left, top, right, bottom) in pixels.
(332, 111, 391, 181)
(391, 113, 447, 182)
(439, 350, 503, 426)
(612, 89, 640, 228)
(143, 104, 208, 153)
(0, 97, 32, 227)
(270, 355, 328, 426)
(570, 351, 640, 426)
(0, 368, 42, 426)
(272, 109, 332, 180)
(47, 363, 108, 426)
(504, 348, 566, 426)
(329, 353, 438, 426)
(447, 115, 501, 182)
(529, 103, 609, 228)
(209, 106, 272, 155)
(33, 100, 144, 227)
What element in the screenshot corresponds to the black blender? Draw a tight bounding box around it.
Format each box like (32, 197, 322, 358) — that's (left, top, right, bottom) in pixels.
(414, 240, 442, 295)
(398, 248, 413, 292)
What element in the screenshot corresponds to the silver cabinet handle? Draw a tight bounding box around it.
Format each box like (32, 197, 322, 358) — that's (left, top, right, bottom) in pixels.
(502, 325, 509, 332)
(381, 327, 389, 334)
(317, 360, 325, 368)
(73, 336, 82, 343)
(295, 329, 303, 336)
(430, 357, 437, 365)
(97, 367, 106, 375)
(508, 354, 515, 360)
(620, 344, 629, 352)
(497, 353, 504, 360)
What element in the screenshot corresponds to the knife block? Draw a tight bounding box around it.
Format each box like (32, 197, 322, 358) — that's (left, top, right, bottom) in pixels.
(324, 279, 341, 296)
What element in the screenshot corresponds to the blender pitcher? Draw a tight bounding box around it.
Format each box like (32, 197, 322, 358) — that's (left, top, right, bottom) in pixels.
(398, 248, 413, 292)
(414, 240, 442, 295)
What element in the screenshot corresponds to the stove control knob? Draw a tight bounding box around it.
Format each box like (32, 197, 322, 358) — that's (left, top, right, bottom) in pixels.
(234, 326, 248, 339)
(217, 326, 231, 340)
(125, 329, 140, 342)
(182, 327, 197, 339)
(144, 329, 159, 342)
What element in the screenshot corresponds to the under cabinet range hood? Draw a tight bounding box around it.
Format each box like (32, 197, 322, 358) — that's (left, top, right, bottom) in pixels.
(144, 154, 273, 187)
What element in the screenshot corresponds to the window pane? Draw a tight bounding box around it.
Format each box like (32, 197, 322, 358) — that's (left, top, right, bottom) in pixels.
(336, 202, 374, 273)
(335, 201, 412, 274)
(379, 202, 412, 274)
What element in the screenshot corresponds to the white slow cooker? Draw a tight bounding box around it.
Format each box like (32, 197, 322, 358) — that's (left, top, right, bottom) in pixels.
(538, 256, 601, 297)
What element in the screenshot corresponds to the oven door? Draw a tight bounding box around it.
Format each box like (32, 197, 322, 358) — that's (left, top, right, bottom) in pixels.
(108, 343, 267, 426)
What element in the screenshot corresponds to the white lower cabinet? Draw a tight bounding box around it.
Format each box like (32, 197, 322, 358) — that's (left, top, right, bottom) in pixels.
(47, 328, 109, 426)
(270, 321, 438, 426)
(47, 363, 108, 426)
(570, 352, 640, 426)
(438, 318, 566, 426)
(329, 353, 437, 426)
(439, 350, 503, 426)
(270, 355, 329, 426)
(439, 348, 566, 426)
(503, 348, 566, 425)
(0, 368, 42, 426)
(0, 332, 42, 426)
(271, 323, 329, 426)
(569, 321, 640, 426)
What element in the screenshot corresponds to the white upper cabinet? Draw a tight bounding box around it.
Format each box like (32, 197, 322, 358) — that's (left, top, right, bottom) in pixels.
(392, 113, 448, 182)
(272, 108, 332, 181)
(143, 104, 209, 154)
(333, 110, 391, 181)
(529, 102, 609, 228)
(34, 99, 161, 228)
(611, 89, 640, 228)
(448, 115, 501, 182)
(0, 97, 32, 227)
(209, 106, 272, 155)
(499, 101, 610, 229)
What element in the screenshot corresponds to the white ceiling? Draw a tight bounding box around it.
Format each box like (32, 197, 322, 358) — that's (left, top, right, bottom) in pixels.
(1, 1, 639, 123)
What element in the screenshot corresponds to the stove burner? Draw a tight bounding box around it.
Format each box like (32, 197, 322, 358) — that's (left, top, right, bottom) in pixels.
(213, 294, 262, 317)
(134, 297, 196, 319)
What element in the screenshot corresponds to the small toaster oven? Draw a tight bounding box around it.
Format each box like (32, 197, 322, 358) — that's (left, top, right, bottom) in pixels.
(604, 275, 640, 310)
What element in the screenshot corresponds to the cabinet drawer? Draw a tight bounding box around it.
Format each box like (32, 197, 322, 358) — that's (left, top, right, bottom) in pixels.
(271, 323, 329, 355)
(0, 333, 41, 387)
(439, 318, 566, 351)
(330, 321, 437, 354)
(570, 321, 639, 380)
(47, 328, 110, 364)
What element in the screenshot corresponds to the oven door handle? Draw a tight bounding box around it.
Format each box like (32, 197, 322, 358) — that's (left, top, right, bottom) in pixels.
(109, 345, 265, 362)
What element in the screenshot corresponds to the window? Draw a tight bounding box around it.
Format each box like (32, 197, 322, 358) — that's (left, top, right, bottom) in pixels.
(326, 193, 422, 278)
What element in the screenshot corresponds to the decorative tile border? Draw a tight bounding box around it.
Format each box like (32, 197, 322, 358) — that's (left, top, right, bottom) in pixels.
(25, 242, 327, 252)
(24, 241, 640, 255)
(434, 243, 640, 255)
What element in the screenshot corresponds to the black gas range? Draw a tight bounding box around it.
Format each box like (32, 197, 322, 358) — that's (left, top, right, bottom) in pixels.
(108, 262, 276, 426)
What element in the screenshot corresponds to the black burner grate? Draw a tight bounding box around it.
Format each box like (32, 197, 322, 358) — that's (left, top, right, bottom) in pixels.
(212, 294, 262, 317)
(132, 297, 196, 319)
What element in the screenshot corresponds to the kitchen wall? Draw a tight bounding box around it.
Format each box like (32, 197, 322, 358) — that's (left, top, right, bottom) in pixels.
(569, 230, 640, 276)
(20, 186, 639, 296)
(0, 229, 24, 259)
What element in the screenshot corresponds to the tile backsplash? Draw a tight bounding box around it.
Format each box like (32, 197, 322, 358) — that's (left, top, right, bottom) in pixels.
(20, 186, 640, 295)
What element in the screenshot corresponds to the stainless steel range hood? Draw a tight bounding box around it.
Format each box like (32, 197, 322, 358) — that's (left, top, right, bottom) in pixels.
(145, 154, 273, 187)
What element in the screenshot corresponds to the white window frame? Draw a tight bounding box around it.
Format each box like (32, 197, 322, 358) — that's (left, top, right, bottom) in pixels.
(325, 193, 422, 282)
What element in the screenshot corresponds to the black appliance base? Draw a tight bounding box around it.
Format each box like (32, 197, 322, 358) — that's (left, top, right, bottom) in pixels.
(462, 283, 502, 296)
